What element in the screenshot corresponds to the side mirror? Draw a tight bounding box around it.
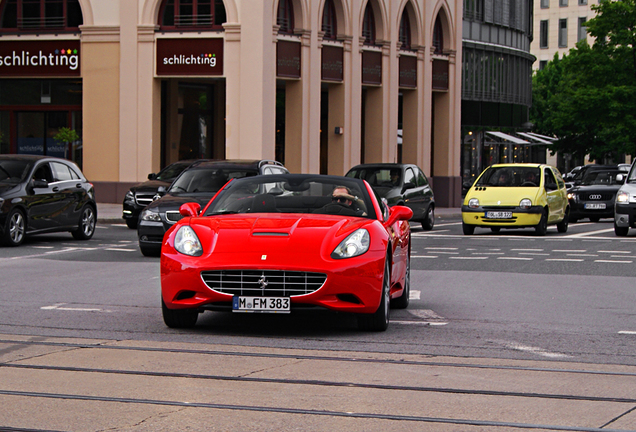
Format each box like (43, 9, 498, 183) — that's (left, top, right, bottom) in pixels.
(148, 173, 157, 180)
(384, 205, 413, 226)
(402, 182, 416, 193)
(179, 202, 201, 217)
(617, 174, 625, 184)
(32, 179, 48, 189)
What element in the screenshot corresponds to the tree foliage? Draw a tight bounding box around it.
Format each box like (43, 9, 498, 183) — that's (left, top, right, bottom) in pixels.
(531, 0, 636, 161)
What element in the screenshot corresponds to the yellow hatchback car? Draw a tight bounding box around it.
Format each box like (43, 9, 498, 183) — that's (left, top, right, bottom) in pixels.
(462, 163, 569, 236)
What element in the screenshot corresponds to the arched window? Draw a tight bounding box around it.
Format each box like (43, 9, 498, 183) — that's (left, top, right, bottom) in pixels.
(362, 3, 375, 45)
(159, 0, 226, 30)
(433, 14, 444, 54)
(399, 11, 411, 50)
(322, 0, 337, 40)
(277, 0, 294, 34)
(0, 0, 82, 32)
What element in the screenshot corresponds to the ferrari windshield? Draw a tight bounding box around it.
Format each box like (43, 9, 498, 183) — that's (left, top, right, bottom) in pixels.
(169, 167, 258, 194)
(0, 159, 31, 183)
(475, 166, 541, 187)
(204, 175, 376, 219)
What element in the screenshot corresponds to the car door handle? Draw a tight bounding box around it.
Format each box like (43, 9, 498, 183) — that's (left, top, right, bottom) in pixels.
(76, 183, 82, 188)
(52, 186, 59, 192)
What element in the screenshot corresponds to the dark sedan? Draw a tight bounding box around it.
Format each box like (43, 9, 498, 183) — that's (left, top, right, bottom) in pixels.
(568, 167, 624, 222)
(137, 159, 288, 256)
(122, 159, 196, 229)
(345, 163, 435, 230)
(0, 155, 96, 246)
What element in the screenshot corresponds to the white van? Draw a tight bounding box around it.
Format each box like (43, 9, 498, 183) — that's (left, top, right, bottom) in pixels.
(614, 161, 636, 236)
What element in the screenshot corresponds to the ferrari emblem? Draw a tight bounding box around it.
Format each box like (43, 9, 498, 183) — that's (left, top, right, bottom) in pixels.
(261, 254, 267, 260)
(258, 275, 268, 290)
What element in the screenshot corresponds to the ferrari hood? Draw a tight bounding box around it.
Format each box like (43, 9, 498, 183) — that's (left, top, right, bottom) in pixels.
(188, 214, 374, 257)
(467, 187, 539, 206)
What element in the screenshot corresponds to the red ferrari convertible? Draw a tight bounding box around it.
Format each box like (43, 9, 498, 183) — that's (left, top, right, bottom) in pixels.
(160, 174, 413, 331)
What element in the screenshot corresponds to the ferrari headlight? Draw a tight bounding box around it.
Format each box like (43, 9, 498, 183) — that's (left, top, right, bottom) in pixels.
(140, 208, 161, 222)
(468, 198, 479, 209)
(616, 191, 630, 203)
(519, 198, 532, 209)
(331, 229, 370, 259)
(174, 226, 203, 256)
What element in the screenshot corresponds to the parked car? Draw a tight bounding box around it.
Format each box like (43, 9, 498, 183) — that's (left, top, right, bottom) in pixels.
(462, 163, 569, 236)
(345, 163, 435, 230)
(0, 155, 96, 246)
(565, 164, 620, 189)
(122, 159, 197, 229)
(614, 161, 636, 236)
(567, 167, 625, 222)
(160, 174, 413, 331)
(137, 159, 288, 257)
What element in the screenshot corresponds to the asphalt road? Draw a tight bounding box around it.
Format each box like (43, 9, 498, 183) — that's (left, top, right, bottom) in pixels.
(1, 216, 636, 431)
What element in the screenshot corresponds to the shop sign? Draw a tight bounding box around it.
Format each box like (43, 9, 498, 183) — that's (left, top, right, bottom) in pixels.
(321, 45, 343, 82)
(432, 59, 449, 90)
(0, 40, 80, 77)
(399, 56, 417, 88)
(156, 38, 223, 76)
(362, 51, 382, 85)
(277, 40, 301, 78)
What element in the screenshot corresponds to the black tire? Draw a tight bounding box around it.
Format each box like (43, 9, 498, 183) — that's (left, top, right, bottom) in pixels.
(391, 250, 410, 309)
(125, 218, 138, 229)
(140, 243, 161, 257)
(615, 223, 629, 237)
(462, 223, 475, 235)
(162, 298, 198, 328)
(589, 217, 600, 223)
(557, 210, 569, 233)
(421, 206, 435, 231)
(535, 210, 548, 236)
(358, 256, 390, 331)
(490, 227, 501, 233)
(72, 205, 96, 240)
(2, 208, 26, 246)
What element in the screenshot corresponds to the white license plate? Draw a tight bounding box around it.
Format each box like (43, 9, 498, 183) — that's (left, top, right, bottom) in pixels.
(232, 296, 290, 313)
(584, 203, 606, 210)
(485, 211, 513, 219)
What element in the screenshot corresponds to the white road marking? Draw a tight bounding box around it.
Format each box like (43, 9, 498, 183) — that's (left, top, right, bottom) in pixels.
(511, 248, 543, 251)
(566, 253, 598, 257)
(105, 248, 136, 252)
(497, 257, 533, 260)
(612, 255, 636, 259)
(545, 258, 584, 262)
(518, 252, 550, 256)
(412, 255, 438, 258)
(594, 260, 632, 264)
(599, 250, 631, 254)
(41, 303, 112, 313)
(425, 247, 458, 250)
(450, 256, 488, 260)
(618, 331, 636, 335)
(409, 290, 421, 300)
(31, 246, 54, 249)
(392, 321, 448, 326)
(553, 249, 586, 253)
(432, 222, 462, 227)
(564, 228, 615, 238)
(473, 252, 504, 255)
(505, 342, 571, 359)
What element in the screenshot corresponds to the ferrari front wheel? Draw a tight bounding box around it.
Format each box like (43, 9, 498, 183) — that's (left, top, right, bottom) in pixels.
(162, 298, 198, 328)
(358, 257, 390, 331)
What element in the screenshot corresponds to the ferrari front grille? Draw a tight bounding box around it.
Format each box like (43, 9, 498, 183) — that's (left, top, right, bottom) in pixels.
(200, 270, 327, 297)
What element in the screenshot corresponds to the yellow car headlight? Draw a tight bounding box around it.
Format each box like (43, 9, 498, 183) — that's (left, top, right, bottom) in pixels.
(468, 198, 479, 209)
(519, 198, 532, 209)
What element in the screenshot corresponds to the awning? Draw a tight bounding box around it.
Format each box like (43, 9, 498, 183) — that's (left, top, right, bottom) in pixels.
(485, 131, 529, 144)
(525, 132, 556, 142)
(517, 132, 553, 145)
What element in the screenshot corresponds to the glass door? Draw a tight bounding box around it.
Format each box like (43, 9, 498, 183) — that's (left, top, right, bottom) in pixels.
(16, 111, 69, 158)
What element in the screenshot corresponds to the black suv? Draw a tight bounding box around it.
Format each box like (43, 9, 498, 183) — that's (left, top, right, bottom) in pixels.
(137, 159, 288, 256)
(122, 159, 196, 229)
(345, 163, 436, 230)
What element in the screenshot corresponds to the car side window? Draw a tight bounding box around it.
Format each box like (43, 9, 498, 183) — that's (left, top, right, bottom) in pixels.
(544, 168, 557, 187)
(404, 168, 416, 186)
(416, 168, 428, 187)
(51, 162, 74, 182)
(554, 169, 565, 188)
(32, 163, 54, 183)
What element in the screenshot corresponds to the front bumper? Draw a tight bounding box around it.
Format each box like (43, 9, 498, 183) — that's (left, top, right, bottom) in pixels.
(569, 200, 614, 220)
(461, 205, 543, 227)
(138, 220, 168, 249)
(615, 203, 636, 228)
(122, 199, 143, 221)
(160, 248, 386, 315)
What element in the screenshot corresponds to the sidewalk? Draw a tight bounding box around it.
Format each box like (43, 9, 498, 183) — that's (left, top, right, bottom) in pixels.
(97, 203, 461, 223)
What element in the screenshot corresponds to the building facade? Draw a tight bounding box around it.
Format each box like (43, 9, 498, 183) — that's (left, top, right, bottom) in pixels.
(531, 0, 596, 70)
(0, 0, 464, 207)
(460, 0, 537, 188)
